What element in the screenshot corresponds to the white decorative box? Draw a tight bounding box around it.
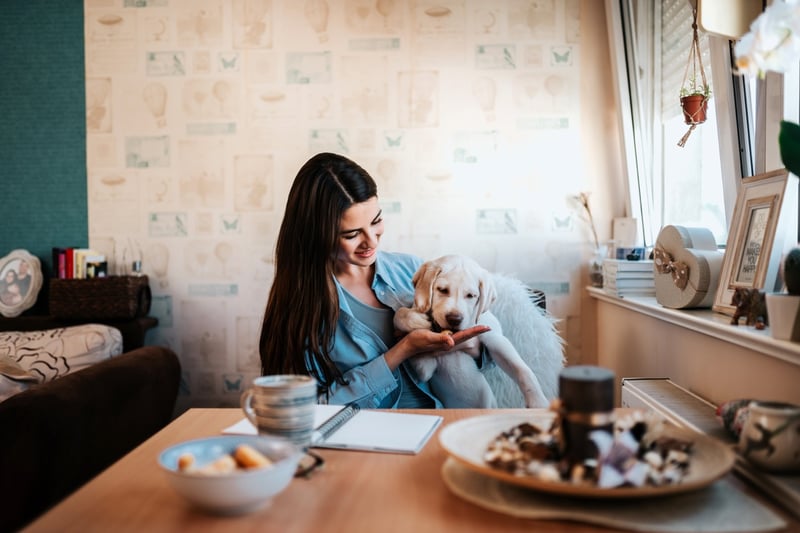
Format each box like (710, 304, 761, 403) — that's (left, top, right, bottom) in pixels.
(653, 225, 724, 309)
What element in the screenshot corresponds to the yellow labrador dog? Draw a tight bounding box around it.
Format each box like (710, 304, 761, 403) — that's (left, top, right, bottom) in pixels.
(395, 255, 564, 408)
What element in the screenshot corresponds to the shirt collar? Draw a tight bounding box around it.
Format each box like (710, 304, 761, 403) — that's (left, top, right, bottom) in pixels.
(371, 251, 396, 291)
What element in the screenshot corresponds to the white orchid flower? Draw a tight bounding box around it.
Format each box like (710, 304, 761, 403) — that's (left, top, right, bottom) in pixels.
(734, 1, 800, 78)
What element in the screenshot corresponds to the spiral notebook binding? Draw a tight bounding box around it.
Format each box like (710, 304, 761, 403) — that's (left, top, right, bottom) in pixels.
(314, 403, 360, 443)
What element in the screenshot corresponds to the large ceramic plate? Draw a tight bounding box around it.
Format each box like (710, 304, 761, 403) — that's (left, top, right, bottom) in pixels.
(439, 412, 736, 499)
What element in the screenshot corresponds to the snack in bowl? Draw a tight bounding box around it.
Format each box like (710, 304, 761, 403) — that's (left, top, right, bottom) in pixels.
(439, 411, 736, 499)
(176, 444, 274, 474)
(483, 409, 694, 489)
(234, 443, 274, 469)
(158, 435, 302, 515)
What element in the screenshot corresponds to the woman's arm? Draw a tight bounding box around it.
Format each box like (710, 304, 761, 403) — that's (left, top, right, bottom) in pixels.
(319, 355, 399, 407)
(320, 325, 490, 407)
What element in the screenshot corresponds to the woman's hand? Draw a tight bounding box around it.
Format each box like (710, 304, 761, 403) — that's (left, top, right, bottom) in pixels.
(449, 325, 490, 348)
(384, 325, 490, 370)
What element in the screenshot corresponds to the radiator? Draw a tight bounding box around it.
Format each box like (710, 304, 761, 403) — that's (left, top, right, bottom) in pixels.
(620, 377, 800, 520)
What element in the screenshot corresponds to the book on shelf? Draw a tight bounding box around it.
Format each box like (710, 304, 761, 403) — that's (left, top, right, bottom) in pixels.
(223, 404, 443, 455)
(85, 258, 108, 278)
(605, 277, 656, 289)
(73, 249, 104, 279)
(603, 259, 654, 272)
(604, 287, 656, 297)
(52, 247, 107, 279)
(605, 292, 656, 299)
(65, 248, 75, 279)
(51, 247, 68, 279)
(604, 268, 654, 279)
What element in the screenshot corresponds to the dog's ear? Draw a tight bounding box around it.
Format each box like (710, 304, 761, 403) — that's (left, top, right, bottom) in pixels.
(475, 270, 497, 317)
(412, 261, 441, 312)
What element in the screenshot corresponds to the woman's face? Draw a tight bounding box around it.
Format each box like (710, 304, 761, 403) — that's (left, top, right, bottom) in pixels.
(335, 196, 384, 268)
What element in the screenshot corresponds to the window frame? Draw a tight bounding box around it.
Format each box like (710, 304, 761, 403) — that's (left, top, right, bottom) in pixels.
(605, 0, 657, 246)
(604, 0, 782, 248)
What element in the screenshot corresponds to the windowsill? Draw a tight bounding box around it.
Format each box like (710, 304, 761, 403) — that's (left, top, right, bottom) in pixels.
(587, 287, 800, 368)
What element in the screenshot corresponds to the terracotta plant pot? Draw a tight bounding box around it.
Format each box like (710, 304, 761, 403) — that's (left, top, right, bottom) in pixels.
(680, 94, 708, 125)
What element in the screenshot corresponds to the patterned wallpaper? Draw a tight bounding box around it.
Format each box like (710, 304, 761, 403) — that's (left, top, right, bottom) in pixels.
(83, 0, 619, 411)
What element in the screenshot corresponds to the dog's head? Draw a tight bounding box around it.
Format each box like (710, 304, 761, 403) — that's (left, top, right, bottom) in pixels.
(411, 255, 496, 332)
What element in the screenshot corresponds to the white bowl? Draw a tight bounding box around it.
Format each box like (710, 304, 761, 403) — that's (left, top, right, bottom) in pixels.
(158, 435, 302, 515)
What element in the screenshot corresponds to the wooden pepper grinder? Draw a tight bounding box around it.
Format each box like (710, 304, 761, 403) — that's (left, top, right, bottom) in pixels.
(558, 365, 615, 468)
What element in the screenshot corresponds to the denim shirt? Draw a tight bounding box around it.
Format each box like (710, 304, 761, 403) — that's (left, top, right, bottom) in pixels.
(312, 250, 494, 409)
(314, 250, 444, 409)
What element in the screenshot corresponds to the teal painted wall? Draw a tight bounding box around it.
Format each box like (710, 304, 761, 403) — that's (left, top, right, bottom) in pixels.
(0, 0, 87, 287)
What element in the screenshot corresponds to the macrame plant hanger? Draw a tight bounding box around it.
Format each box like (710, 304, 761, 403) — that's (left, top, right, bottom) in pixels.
(677, 8, 709, 147)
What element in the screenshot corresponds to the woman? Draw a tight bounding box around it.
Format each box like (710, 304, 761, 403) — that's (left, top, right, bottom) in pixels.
(259, 153, 489, 408)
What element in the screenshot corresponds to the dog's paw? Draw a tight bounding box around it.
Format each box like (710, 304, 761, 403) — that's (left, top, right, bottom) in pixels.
(395, 307, 433, 331)
(411, 356, 438, 382)
(523, 389, 551, 409)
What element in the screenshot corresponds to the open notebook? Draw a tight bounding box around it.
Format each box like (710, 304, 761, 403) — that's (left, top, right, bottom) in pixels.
(223, 404, 443, 455)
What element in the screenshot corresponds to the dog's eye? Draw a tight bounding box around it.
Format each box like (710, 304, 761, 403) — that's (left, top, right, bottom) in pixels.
(466, 293, 477, 299)
(437, 287, 449, 295)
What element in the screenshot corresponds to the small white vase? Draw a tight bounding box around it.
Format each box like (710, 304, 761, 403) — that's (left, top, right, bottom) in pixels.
(765, 293, 800, 341)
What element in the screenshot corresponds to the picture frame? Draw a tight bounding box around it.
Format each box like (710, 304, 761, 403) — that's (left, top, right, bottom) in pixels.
(713, 169, 791, 316)
(0, 249, 43, 318)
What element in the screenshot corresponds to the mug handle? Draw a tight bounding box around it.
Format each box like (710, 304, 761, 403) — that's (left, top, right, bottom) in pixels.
(240, 389, 257, 426)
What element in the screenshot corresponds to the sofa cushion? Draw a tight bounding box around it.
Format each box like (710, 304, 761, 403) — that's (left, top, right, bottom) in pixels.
(0, 324, 123, 384)
(0, 355, 37, 402)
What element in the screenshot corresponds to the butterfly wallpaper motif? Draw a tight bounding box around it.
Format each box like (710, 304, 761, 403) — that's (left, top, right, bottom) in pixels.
(83, 0, 620, 413)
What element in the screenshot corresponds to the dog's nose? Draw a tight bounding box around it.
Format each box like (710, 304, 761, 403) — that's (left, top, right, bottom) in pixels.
(445, 312, 463, 328)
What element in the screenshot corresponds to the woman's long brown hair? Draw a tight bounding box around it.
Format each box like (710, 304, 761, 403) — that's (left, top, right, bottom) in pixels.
(259, 153, 378, 394)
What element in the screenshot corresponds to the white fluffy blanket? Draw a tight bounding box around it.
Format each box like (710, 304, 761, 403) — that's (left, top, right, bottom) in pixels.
(482, 274, 565, 408)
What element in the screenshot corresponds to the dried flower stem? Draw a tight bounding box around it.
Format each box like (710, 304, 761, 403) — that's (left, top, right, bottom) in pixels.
(575, 192, 600, 251)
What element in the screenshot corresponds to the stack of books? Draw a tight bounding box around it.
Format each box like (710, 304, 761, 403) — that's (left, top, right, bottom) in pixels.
(603, 259, 655, 297)
(52, 247, 107, 279)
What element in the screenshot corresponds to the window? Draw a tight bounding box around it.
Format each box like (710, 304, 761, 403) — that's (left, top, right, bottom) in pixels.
(608, 0, 752, 247)
(660, 0, 727, 244)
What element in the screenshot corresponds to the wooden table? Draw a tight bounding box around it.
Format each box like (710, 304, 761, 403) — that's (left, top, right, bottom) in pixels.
(25, 409, 797, 533)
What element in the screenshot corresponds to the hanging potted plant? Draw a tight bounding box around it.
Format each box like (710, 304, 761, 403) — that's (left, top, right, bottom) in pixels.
(677, 8, 711, 147)
(680, 76, 711, 126)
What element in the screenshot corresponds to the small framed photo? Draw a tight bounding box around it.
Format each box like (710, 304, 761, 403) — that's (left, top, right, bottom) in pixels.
(0, 249, 43, 318)
(713, 169, 792, 316)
